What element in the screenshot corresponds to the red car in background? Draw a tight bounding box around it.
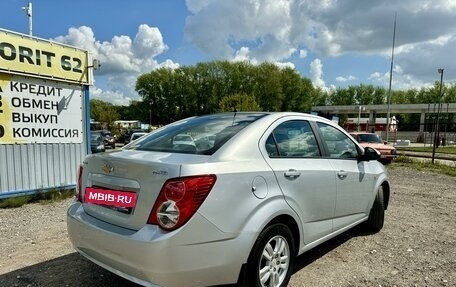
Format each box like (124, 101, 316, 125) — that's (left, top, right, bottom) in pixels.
(350, 132, 397, 164)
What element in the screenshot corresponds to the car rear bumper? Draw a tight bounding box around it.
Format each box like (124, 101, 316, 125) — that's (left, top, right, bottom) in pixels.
(67, 201, 252, 287)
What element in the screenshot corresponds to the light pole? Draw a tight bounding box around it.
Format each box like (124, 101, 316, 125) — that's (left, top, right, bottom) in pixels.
(386, 13, 397, 143)
(21, 2, 33, 36)
(357, 106, 365, 132)
(431, 68, 444, 164)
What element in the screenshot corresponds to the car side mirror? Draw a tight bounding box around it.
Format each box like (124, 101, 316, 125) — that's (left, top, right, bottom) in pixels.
(360, 146, 381, 162)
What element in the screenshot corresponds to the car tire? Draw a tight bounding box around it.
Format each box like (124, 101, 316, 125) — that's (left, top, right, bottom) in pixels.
(365, 186, 385, 232)
(244, 223, 295, 287)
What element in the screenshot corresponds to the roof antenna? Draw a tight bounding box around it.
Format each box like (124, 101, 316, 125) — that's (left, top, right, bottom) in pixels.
(231, 105, 237, 126)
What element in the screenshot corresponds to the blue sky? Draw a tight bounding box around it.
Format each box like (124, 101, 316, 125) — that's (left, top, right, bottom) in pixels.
(1, 0, 455, 105)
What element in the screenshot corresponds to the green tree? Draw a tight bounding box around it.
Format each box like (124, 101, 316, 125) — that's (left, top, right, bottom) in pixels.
(136, 68, 178, 124)
(252, 62, 283, 111)
(218, 93, 261, 112)
(354, 84, 376, 105)
(90, 99, 119, 129)
(125, 100, 150, 123)
(311, 87, 329, 107)
(329, 87, 355, 105)
(280, 67, 303, 111)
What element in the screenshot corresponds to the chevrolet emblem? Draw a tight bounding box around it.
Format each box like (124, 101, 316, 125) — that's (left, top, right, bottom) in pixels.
(102, 163, 114, 174)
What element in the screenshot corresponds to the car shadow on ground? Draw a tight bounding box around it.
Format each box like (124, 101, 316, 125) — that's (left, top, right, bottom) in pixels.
(0, 227, 373, 287)
(0, 253, 141, 287)
(292, 225, 371, 273)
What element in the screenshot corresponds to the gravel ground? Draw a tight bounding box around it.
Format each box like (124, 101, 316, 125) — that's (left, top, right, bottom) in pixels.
(0, 165, 454, 287)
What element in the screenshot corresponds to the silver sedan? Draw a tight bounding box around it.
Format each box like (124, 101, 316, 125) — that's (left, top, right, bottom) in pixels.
(67, 112, 390, 287)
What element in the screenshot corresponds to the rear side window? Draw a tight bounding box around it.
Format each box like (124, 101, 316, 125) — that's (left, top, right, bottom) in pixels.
(125, 113, 267, 155)
(266, 120, 320, 158)
(317, 122, 358, 159)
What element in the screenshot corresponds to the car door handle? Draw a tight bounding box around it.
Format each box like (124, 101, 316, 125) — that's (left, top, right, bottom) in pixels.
(337, 170, 348, 180)
(284, 169, 301, 179)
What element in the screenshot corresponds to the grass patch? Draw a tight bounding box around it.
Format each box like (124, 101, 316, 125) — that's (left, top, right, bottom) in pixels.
(391, 155, 456, 177)
(396, 146, 456, 154)
(0, 196, 32, 208)
(0, 189, 75, 209)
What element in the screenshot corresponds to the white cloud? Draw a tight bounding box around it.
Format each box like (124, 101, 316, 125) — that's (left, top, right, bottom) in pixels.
(90, 86, 133, 106)
(274, 62, 295, 70)
(231, 47, 295, 70)
(52, 26, 99, 55)
(46, 0, 456, 105)
(310, 58, 325, 88)
(185, 0, 212, 13)
(185, 0, 294, 61)
(185, 0, 456, 87)
(233, 47, 296, 69)
(158, 59, 181, 70)
(336, 75, 357, 82)
(133, 24, 168, 58)
(368, 65, 431, 90)
(393, 34, 456, 82)
(368, 71, 389, 84)
(233, 47, 253, 62)
(54, 25, 178, 105)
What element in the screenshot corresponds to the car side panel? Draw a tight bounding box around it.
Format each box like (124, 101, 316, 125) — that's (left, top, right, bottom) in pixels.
(329, 158, 375, 226)
(329, 156, 388, 232)
(264, 158, 337, 244)
(180, 159, 286, 233)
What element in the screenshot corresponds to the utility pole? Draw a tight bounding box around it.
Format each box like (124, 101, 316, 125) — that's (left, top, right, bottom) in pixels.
(431, 68, 444, 164)
(22, 2, 33, 36)
(386, 13, 397, 143)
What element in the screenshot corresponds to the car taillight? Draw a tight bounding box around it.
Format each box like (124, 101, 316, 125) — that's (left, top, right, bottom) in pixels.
(75, 164, 83, 202)
(147, 175, 217, 231)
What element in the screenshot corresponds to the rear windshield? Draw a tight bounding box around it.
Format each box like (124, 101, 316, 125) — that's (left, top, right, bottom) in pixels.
(124, 113, 267, 155)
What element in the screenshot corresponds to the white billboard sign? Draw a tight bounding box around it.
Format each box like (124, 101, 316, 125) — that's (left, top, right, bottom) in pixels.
(0, 74, 83, 144)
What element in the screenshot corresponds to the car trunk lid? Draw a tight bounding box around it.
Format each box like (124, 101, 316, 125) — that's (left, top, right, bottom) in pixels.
(81, 150, 184, 231)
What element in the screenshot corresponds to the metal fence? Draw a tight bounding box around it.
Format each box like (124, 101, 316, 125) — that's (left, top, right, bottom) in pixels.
(0, 143, 86, 199)
(379, 130, 456, 146)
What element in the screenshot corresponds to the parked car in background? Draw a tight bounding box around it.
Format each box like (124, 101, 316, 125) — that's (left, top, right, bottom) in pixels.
(100, 130, 116, 149)
(124, 129, 147, 144)
(130, 132, 147, 142)
(90, 131, 105, 153)
(68, 112, 390, 287)
(172, 133, 195, 146)
(350, 132, 397, 164)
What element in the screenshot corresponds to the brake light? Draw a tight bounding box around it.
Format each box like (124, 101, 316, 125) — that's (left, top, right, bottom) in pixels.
(76, 164, 83, 202)
(148, 175, 217, 231)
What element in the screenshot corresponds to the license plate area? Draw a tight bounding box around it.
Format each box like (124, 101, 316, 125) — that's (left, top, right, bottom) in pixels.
(84, 186, 137, 213)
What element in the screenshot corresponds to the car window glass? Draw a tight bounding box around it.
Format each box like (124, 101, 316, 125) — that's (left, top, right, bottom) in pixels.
(125, 113, 267, 155)
(91, 133, 102, 141)
(317, 122, 358, 159)
(268, 120, 320, 158)
(265, 134, 279, 157)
